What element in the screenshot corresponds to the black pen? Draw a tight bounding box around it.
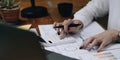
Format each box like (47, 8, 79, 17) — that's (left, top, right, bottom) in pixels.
(54, 24, 81, 28)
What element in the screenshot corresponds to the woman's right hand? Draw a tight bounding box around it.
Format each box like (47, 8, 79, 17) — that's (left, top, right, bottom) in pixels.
(53, 19, 83, 39)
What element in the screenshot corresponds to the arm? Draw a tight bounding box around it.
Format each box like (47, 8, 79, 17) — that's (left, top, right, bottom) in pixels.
(53, 0, 109, 39)
(73, 0, 109, 27)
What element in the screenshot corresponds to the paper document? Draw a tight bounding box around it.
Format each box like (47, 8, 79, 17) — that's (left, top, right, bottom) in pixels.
(93, 44, 120, 60)
(39, 24, 78, 47)
(45, 42, 120, 60)
(39, 21, 105, 47)
(80, 21, 105, 40)
(39, 21, 120, 60)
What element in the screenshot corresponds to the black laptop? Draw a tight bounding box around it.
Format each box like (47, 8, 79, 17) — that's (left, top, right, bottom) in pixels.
(0, 23, 76, 60)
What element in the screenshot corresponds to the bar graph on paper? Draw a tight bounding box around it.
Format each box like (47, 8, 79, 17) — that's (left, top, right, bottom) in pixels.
(93, 50, 120, 60)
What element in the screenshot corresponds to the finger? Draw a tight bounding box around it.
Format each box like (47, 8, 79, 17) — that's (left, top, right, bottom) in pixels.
(82, 37, 95, 49)
(53, 22, 57, 26)
(63, 19, 73, 32)
(53, 22, 61, 35)
(55, 23, 61, 32)
(64, 24, 69, 33)
(97, 41, 106, 52)
(53, 22, 57, 30)
(63, 20, 70, 33)
(59, 29, 65, 39)
(68, 27, 80, 33)
(87, 39, 98, 51)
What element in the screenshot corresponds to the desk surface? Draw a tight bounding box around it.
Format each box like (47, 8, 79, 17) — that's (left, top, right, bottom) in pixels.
(18, 0, 88, 35)
(19, 0, 88, 25)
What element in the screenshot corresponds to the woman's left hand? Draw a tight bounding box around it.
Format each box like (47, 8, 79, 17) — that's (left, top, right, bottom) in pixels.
(82, 29, 119, 52)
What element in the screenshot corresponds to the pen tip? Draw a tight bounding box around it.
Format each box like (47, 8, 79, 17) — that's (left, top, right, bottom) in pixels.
(48, 41, 52, 43)
(57, 32, 60, 35)
(79, 46, 83, 49)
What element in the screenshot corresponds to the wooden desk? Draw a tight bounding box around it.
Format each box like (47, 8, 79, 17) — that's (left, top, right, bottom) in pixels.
(19, 0, 89, 35)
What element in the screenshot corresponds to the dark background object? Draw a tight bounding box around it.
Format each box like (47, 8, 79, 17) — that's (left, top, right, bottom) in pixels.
(0, 23, 77, 60)
(0, 23, 47, 60)
(21, 0, 49, 18)
(58, 3, 73, 17)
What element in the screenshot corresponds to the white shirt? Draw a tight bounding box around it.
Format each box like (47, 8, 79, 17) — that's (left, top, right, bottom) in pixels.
(73, 0, 120, 30)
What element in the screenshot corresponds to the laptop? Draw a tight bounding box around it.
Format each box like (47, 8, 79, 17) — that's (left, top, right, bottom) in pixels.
(0, 23, 76, 60)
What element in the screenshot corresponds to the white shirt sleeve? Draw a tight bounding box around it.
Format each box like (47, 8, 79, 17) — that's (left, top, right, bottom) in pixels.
(73, 0, 109, 27)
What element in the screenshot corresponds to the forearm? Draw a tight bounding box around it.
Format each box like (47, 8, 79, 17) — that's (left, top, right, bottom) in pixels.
(73, 0, 109, 28)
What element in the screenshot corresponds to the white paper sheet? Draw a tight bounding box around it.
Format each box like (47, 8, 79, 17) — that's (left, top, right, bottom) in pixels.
(39, 21, 105, 47)
(93, 44, 120, 60)
(38, 21, 120, 60)
(39, 24, 80, 47)
(80, 21, 105, 40)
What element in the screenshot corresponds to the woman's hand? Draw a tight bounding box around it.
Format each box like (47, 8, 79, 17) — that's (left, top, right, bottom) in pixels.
(82, 29, 119, 52)
(54, 19, 83, 39)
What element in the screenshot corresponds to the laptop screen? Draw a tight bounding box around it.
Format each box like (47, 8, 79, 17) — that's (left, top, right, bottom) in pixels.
(0, 23, 47, 60)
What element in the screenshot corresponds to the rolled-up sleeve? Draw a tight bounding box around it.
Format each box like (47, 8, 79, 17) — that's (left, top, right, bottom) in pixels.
(73, 0, 109, 27)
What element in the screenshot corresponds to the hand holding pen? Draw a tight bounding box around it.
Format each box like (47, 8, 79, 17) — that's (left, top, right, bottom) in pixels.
(53, 19, 83, 39)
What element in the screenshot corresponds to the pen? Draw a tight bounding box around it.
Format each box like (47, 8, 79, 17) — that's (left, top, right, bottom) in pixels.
(79, 36, 84, 49)
(80, 36, 84, 41)
(54, 24, 81, 28)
